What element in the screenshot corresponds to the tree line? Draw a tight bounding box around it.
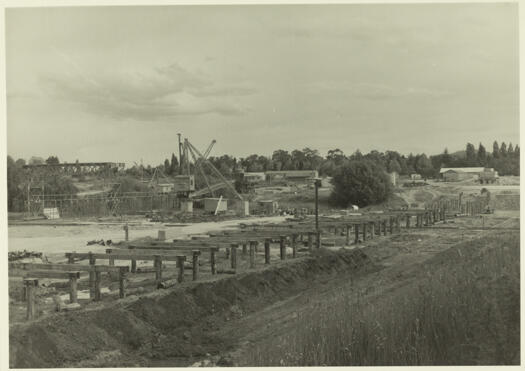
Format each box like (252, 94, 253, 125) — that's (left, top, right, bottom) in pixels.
(7, 140, 519, 211)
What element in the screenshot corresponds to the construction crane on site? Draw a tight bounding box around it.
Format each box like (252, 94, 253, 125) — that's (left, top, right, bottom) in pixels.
(178, 137, 243, 201)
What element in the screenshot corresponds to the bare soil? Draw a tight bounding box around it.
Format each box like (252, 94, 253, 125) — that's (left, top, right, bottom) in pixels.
(9, 212, 520, 367)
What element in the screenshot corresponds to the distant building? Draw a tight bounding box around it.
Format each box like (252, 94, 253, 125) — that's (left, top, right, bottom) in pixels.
(243, 172, 266, 183)
(258, 200, 279, 214)
(266, 170, 319, 181)
(439, 167, 488, 182)
(155, 183, 174, 193)
(203, 198, 228, 213)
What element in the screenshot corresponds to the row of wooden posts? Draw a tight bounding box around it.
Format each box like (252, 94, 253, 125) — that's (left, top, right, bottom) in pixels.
(430, 197, 487, 216)
(13, 209, 450, 320)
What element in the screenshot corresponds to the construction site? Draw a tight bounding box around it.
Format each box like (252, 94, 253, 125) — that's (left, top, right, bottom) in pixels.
(6, 134, 521, 367)
(5, 3, 521, 367)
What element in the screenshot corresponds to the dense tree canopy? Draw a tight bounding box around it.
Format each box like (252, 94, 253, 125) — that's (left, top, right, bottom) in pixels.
(329, 159, 393, 208)
(7, 139, 519, 212)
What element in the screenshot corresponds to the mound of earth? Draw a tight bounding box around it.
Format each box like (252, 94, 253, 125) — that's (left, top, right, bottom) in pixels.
(9, 248, 373, 368)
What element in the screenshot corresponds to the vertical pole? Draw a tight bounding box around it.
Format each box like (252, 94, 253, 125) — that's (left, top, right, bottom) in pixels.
(94, 270, 101, 301)
(230, 244, 237, 270)
(314, 179, 320, 232)
(177, 256, 185, 283)
(354, 224, 359, 244)
(177, 133, 183, 175)
(68, 273, 78, 304)
(279, 235, 286, 260)
(264, 238, 271, 264)
(131, 259, 137, 274)
(88, 252, 95, 299)
(154, 255, 162, 287)
(119, 269, 126, 299)
(124, 223, 129, 241)
(24, 279, 38, 320)
(210, 248, 217, 275)
(192, 250, 200, 281)
(345, 225, 350, 245)
(249, 241, 256, 268)
(292, 234, 297, 258)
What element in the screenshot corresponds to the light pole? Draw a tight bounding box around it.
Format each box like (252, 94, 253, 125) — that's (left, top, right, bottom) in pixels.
(314, 178, 322, 248)
(177, 133, 182, 175)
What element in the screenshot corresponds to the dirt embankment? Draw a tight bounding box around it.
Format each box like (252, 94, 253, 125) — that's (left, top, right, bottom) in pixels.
(9, 248, 373, 368)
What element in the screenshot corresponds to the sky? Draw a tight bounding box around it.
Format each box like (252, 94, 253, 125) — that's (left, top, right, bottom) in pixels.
(5, 3, 519, 167)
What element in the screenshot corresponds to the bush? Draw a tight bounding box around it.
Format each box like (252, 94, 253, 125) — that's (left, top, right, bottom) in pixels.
(329, 159, 393, 208)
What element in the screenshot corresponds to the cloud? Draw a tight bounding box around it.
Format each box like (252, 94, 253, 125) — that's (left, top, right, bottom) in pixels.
(40, 59, 255, 121)
(306, 81, 453, 100)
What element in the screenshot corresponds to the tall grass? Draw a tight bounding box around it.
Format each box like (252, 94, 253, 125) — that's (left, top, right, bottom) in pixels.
(245, 233, 520, 366)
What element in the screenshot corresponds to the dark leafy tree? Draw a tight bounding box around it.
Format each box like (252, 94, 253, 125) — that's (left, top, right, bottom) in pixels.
(465, 143, 476, 165)
(329, 159, 393, 208)
(477, 143, 487, 166)
(493, 141, 500, 159)
(500, 142, 507, 157)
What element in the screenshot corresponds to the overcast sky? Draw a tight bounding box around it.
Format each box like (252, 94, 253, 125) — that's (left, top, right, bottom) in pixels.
(6, 3, 519, 166)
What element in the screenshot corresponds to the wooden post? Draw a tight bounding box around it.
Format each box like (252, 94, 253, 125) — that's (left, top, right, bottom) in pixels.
(192, 250, 201, 281)
(131, 259, 137, 273)
(279, 235, 286, 260)
(230, 244, 238, 270)
(68, 272, 78, 304)
(354, 224, 359, 244)
(264, 238, 271, 264)
(119, 268, 126, 299)
(249, 241, 256, 268)
(154, 255, 162, 287)
(124, 223, 129, 241)
(292, 234, 297, 258)
(24, 278, 38, 320)
(345, 225, 350, 245)
(88, 252, 96, 299)
(210, 248, 217, 275)
(177, 256, 186, 283)
(94, 270, 101, 301)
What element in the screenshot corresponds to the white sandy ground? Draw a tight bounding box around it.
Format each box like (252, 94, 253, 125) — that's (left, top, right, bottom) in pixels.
(7, 216, 287, 260)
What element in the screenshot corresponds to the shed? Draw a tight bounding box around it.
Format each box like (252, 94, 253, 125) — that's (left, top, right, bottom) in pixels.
(258, 200, 279, 214)
(439, 167, 485, 182)
(203, 198, 228, 213)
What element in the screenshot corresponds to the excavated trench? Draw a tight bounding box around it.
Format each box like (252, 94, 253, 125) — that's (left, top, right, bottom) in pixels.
(9, 248, 374, 368)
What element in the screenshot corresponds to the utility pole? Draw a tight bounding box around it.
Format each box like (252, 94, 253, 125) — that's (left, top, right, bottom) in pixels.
(177, 133, 182, 175)
(314, 178, 321, 231)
